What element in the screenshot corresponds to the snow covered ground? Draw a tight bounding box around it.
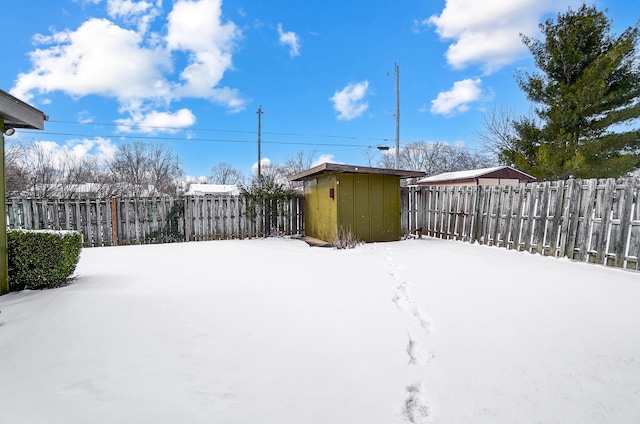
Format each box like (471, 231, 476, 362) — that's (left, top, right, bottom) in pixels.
(0, 237, 638, 424)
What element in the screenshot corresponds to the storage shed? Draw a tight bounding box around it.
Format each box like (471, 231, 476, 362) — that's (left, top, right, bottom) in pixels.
(290, 163, 425, 244)
(416, 166, 536, 187)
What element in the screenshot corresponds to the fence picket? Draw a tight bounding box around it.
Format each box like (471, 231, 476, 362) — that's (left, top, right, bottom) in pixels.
(401, 178, 639, 272)
(6, 195, 303, 247)
(546, 181, 564, 256)
(5, 179, 639, 272)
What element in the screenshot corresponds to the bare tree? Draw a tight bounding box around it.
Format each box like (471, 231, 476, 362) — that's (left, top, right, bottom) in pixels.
(272, 150, 320, 189)
(379, 141, 495, 176)
(4, 138, 185, 198)
(277, 150, 318, 178)
(210, 161, 245, 185)
(475, 105, 520, 162)
(148, 145, 182, 195)
(6, 139, 113, 198)
(109, 141, 147, 196)
(4, 139, 30, 197)
(363, 147, 383, 167)
(59, 153, 118, 198)
(109, 141, 182, 197)
(254, 159, 286, 186)
(19, 141, 60, 198)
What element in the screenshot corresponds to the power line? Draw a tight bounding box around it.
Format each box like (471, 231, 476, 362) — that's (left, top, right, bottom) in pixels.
(22, 121, 491, 154)
(17, 130, 378, 149)
(47, 119, 366, 142)
(49, 119, 256, 134)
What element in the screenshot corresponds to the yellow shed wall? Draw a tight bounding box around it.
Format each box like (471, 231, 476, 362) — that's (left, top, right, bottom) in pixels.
(336, 173, 401, 242)
(303, 175, 338, 243)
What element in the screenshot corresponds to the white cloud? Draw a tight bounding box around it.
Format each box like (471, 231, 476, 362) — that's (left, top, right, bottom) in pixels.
(67, 137, 118, 163)
(27, 137, 117, 168)
(11, 0, 245, 132)
(166, 0, 243, 108)
(251, 157, 273, 175)
(77, 111, 95, 124)
(106, 0, 162, 33)
(277, 23, 301, 57)
(311, 154, 335, 167)
(431, 78, 482, 116)
(115, 108, 197, 133)
(330, 81, 370, 121)
(107, 0, 162, 34)
(426, 0, 581, 73)
(106, 0, 155, 18)
(12, 18, 171, 102)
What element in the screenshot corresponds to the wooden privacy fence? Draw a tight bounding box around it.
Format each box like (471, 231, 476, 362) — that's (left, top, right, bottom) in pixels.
(402, 178, 640, 271)
(6, 195, 304, 247)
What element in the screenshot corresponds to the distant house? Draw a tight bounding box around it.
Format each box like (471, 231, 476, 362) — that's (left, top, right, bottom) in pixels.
(185, 184, 240, 196)
(416, 166, 536, 187)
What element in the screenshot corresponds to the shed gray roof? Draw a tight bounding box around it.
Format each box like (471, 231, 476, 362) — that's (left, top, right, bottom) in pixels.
(289, 163, 426, 181)
(0, 89, 48, 130)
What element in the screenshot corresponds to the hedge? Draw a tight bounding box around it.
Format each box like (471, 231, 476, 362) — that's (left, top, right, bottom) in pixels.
(8, 230, 82, 290)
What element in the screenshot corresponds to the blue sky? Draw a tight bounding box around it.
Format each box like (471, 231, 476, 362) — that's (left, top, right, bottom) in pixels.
(1, 0, 638, 180)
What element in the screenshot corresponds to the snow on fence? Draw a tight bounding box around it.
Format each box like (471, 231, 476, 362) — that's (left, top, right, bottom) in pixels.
(401, 178, 640, 271)
(6, 195, 304, 247)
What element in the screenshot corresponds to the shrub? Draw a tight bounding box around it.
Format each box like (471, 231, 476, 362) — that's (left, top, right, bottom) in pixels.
(8, 230, 83, 290)
(241, 179, 299, 237)
(333, 226, 361, 249)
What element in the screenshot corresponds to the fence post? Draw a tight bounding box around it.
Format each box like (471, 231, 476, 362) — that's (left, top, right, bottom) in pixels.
(595, 179, 616, 265)
(613, 180, 634, 268)
(532, 182, 550, 255)
(562, 179, 581, 260)
(473, 186, 486, 244)
(111, 197, 118, 246)
(577, 179, 597, 262)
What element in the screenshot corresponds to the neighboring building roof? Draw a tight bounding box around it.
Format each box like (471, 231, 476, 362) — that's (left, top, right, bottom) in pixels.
(0, 89, 48, 130)
(186, 184, 240, 195)
(289, 163, 426, 181)
(417, 166, 536, 185)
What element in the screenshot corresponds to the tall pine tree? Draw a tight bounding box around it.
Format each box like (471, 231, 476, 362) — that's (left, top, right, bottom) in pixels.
(502, 4, 640, 180)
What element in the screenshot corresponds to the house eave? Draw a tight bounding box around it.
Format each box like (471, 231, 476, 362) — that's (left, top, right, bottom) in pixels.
(0, 89, 48, 130)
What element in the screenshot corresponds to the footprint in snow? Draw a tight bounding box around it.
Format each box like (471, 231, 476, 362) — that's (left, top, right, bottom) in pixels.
(388, 270, 402, 280)
(403, 381, 431, 423)
(412, 307, 433, 334)
(406, 331, 434, 366)
(392, 286, 411, 311)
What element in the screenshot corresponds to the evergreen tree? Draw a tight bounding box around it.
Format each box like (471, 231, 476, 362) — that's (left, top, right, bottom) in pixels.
(502, 4, 640, 180)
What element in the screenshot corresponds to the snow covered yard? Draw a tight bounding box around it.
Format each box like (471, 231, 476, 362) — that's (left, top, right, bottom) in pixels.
(0, 237, 638, 424)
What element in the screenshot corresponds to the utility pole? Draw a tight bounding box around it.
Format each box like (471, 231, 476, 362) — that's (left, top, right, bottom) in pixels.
(395, 62, 400, 169)
(257, 106, 263, 188)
